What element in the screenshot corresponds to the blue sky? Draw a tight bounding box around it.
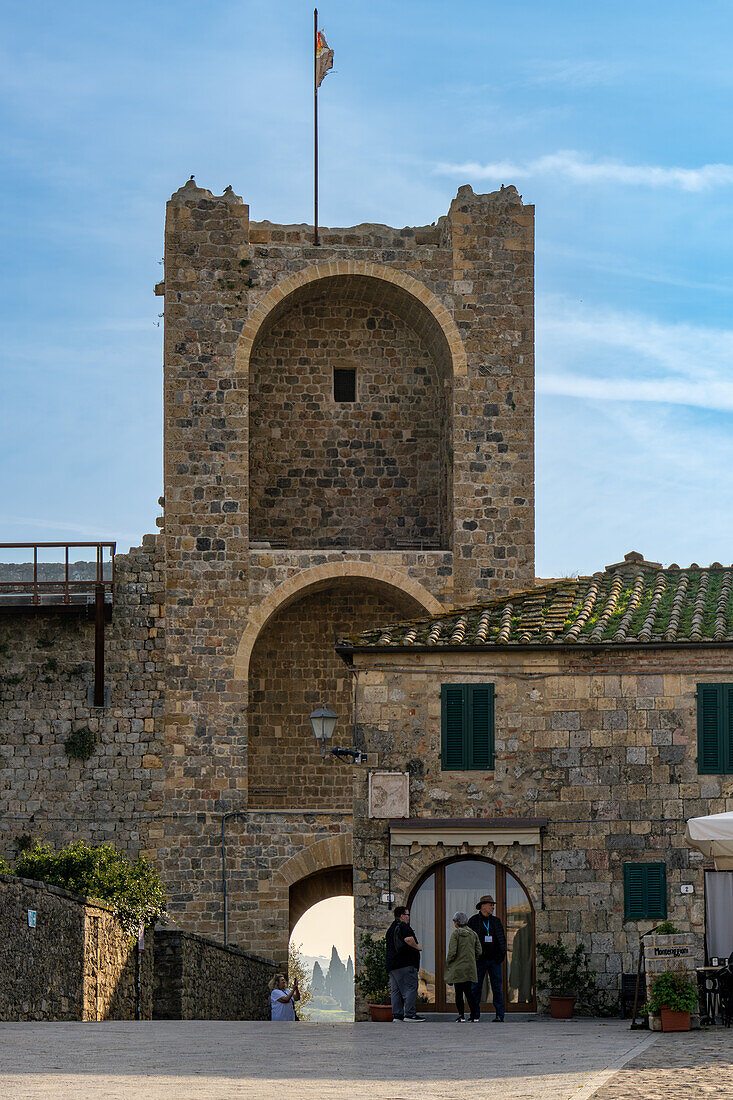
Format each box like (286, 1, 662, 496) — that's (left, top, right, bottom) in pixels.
(2, 0, 733, 576)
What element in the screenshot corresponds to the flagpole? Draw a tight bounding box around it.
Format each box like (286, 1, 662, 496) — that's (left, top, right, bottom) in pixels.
(313, 8, 319, 246)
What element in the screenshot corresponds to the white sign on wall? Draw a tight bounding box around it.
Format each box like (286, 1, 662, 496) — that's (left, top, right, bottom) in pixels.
(368, 772, 409, 819)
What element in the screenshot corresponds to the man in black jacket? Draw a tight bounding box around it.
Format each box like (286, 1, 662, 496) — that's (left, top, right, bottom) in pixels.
(385, 906, 426, 1021)
(468, 894, 506, 1021)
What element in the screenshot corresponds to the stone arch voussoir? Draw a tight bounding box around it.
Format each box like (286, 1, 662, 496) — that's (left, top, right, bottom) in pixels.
(276, 833, 353, 889)
(234, 563, 444, 681)
(234, 261, 468, 379)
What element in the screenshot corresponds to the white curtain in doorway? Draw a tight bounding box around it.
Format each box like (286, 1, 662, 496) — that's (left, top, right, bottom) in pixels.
(705, 871, 733, 961)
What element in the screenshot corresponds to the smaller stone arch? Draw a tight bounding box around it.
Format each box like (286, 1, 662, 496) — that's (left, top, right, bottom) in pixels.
(277, 833, 353, 887)
(277, 834, 354, 932)
(234, 563, 444, 682)
(288, 867, 354, 933)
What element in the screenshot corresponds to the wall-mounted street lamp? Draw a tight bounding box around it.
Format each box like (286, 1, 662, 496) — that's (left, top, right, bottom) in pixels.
(309, 702, 365, 763)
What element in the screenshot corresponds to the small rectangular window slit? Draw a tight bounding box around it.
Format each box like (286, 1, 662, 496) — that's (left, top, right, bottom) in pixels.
(333, 368, 356, 402)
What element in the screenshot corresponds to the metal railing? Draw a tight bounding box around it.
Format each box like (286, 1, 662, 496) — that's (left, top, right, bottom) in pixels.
(0, 542, 115, 606)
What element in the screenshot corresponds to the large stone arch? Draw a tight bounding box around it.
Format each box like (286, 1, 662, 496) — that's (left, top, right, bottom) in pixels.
(243, 567, 442, 809)
(234, 563, 444, 682)
(234, 261, 468, 380)
(241, 263, 463, 551)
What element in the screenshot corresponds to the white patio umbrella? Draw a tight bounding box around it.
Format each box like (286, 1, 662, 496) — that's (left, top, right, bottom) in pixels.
(685, 811, 733, 870)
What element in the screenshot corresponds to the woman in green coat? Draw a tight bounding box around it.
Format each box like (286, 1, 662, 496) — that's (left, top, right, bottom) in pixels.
(444, 911, 482, 1021)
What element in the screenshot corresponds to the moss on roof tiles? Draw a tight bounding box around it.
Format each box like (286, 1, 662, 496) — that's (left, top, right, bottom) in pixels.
(338, 556, 733, 651)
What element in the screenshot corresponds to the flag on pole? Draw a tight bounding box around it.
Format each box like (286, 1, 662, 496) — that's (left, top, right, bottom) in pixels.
(316, 30, 333, 88)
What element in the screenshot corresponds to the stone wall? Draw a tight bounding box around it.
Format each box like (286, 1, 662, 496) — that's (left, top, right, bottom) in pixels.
(0, 875, 153, 1021)
(157, 812, 352, 963)
(0, 540, 165, 859)
(349, 646, 733, 1005)
(250, 297, 447, 550)
(158, 180, 534, 830)
(0, 537, 165, 864)
(153, 929, 276, 1020)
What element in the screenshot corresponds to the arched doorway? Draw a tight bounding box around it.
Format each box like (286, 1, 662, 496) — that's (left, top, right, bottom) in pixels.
(290, 892, 355, 1022)
(289, 865, 353, 933)
(408, 857, 536, 1013)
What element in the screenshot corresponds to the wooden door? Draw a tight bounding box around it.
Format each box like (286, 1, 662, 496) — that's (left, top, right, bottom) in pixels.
(408, 856, 536, 1013)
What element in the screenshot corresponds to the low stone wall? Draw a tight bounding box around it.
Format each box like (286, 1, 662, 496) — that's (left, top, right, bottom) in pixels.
(153, 929, 276, 1020)
(0, 875, 153, 1021)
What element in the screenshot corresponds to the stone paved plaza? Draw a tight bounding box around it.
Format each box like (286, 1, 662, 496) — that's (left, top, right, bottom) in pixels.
(2, 1019, 728, 1100)
(591, 1028, 733, 1100)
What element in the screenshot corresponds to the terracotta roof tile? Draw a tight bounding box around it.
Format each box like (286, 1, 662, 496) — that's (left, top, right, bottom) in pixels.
(337, 552, 733, 652)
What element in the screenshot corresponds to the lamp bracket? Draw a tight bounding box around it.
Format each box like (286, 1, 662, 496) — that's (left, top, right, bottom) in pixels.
(329, 746, 366, 764)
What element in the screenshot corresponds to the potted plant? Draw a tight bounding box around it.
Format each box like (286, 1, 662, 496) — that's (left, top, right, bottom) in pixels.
(651, 921, 680, 935)
(537, 939, 596, 1019)
(643, 968, 698, 1032)
(355, 932, 393, 1021)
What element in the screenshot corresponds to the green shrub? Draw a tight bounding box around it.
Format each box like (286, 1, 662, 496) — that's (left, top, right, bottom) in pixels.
(355, 932, 391, 1005)
(13, 841, 166, 936)
(643, 968, 698, 1015)
(64, 727, 97, 762)
(652, 921, 680, 935)
(537, 938, 597, 1001)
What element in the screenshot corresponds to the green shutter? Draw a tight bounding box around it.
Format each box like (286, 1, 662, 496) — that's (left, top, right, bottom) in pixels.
(725, 686, 733, 774)
(644, 864, 667, 919)
(624, 864, 644, 919)
(441, 684, 495, 770)
(624, 863, 667, 920)
(469, 684, 495, 769)
(442, 685, 466, 769)
(697, 684, 724, 773)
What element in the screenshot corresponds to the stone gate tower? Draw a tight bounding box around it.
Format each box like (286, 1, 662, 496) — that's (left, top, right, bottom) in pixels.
(156, 178, 534, 959)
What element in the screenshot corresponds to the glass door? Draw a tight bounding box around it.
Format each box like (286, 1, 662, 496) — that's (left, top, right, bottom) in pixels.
(409, 857, 536, 1012)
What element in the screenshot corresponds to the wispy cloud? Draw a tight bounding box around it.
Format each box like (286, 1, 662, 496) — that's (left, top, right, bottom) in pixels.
(539, 373, 733, 410)
(544, 243, 733, 296)
(434, 151, 733, 192)
(525, 59, 625, 88)
(537, 296, 733, 411)
(536, 397, 733, 576)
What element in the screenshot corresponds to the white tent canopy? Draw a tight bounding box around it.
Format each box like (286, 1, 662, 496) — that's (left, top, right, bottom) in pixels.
(685, 811, 733, 870)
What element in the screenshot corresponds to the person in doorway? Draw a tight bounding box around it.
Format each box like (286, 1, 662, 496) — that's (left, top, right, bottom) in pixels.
(269, 973, 300, 1021)
(468, 894, 507, 1021)
(385, 905, 426, 1021)
(445, 911, 481, 1022)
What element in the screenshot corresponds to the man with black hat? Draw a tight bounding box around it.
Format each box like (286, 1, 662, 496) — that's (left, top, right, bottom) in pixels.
(468, 894, 506, 1021)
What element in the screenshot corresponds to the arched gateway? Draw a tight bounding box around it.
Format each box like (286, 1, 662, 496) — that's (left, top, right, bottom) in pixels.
(408, 857, 536, 1013)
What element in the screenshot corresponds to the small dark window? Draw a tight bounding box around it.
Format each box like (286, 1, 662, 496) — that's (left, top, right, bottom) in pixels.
(334, 368, 356, 402)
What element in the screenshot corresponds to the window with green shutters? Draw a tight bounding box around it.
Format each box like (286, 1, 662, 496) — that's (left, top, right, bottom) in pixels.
(697, 684, 733, 774)
(623, 863, 667, 920)
(440, 684, 495, 770)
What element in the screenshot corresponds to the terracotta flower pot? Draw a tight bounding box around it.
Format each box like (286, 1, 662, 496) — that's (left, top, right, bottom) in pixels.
(660, 1008, 690, 1032)
(549, 995, 576, 1019)
(368, 1003, 393, 1022)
